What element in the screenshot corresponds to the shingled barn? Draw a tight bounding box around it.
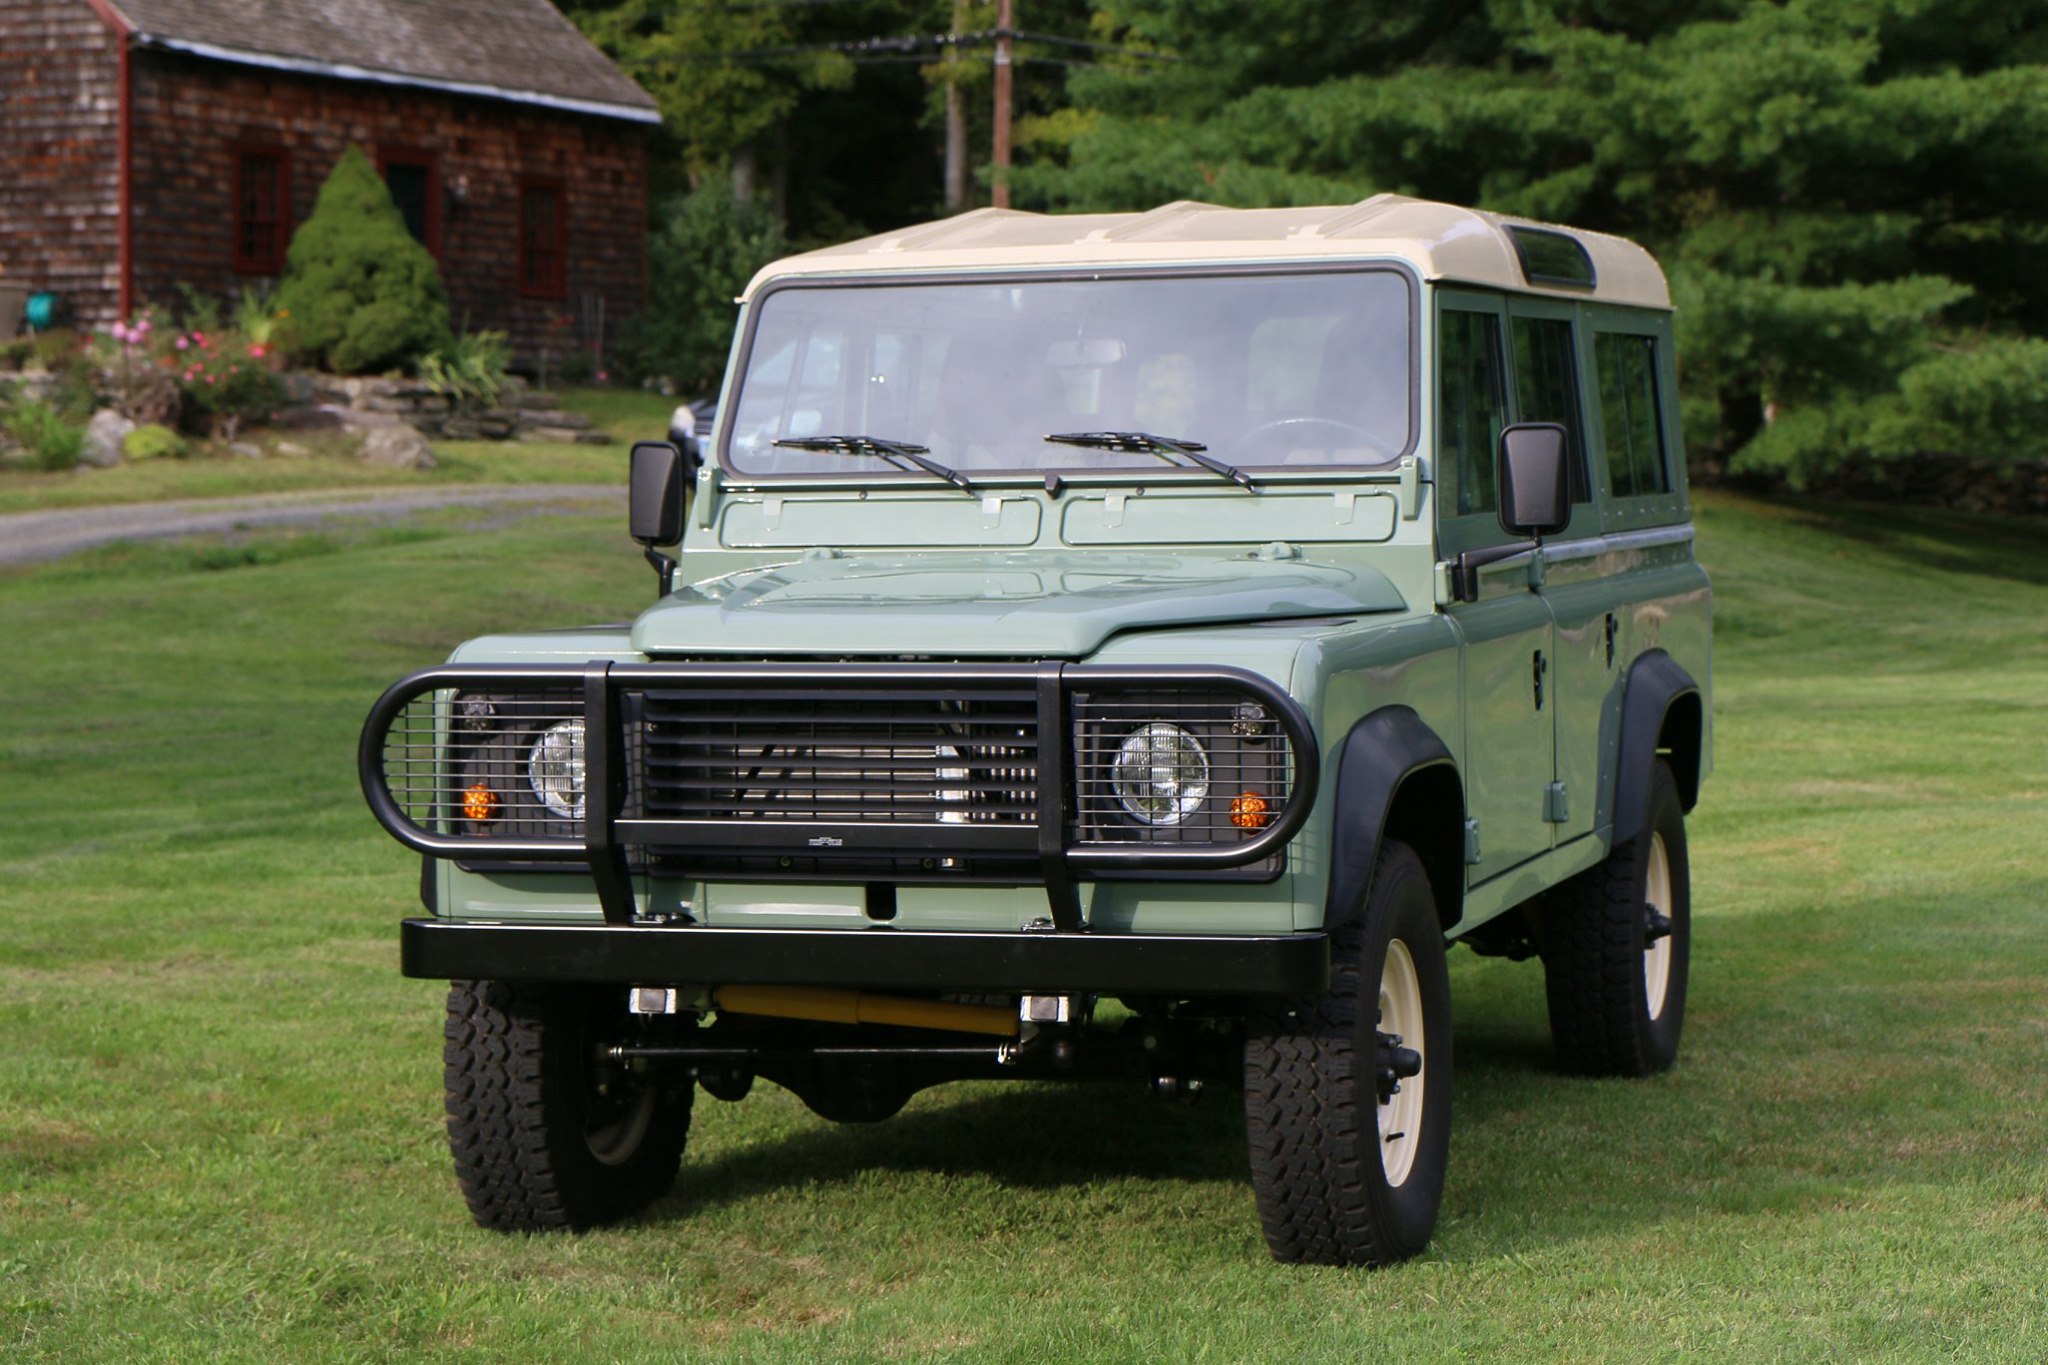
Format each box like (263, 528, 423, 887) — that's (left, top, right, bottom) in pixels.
(0, 0, 658, 361)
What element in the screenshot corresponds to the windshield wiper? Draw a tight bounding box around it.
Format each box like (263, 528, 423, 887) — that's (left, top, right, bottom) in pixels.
(772, 435, 976, 496)
(1043, 431, 1256, 492)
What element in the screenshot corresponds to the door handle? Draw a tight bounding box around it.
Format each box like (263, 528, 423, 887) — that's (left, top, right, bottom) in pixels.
(1604, 613, 1618, 669)
(1532, 650, 1547, 710)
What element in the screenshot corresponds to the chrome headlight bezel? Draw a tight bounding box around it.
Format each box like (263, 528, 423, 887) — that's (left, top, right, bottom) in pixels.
(1109, 721, 1212, 826)
(526, 719, 588, 821)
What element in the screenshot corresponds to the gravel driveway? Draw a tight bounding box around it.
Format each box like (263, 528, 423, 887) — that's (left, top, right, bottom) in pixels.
(0, 484, 625, 567)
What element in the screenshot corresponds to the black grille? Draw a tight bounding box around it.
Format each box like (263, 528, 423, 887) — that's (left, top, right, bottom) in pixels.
(629, 684, 1040, 826)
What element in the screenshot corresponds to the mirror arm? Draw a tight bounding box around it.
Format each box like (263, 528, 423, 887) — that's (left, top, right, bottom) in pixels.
(643, 545, 677, 598)
(1452, 538, 1539, 603)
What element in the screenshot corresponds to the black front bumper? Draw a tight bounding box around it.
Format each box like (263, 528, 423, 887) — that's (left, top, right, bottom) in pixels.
(400, 917, 1330, 996)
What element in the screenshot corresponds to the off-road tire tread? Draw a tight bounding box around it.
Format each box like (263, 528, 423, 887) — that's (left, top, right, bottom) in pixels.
(443, 979, 687, 1232)
(1542, 760, 1688, 1077)
(1244, 841, 1448, 1267)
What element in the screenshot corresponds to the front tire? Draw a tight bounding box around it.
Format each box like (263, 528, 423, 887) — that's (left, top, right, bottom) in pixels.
(1244, 839, 1453, 1266)
(1541, 758, 1691, 1076)
(443, 980, 692, 1231)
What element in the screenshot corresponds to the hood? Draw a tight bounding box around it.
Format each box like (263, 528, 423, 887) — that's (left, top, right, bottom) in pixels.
(631, 551, 1406, 658)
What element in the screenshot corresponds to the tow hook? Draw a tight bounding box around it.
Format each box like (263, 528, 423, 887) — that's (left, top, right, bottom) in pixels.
(1645, 909, 1674, 943)
(1376, 1032, 1423, 1104)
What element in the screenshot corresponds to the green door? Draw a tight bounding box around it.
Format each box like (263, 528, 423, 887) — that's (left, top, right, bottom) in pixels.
(1437, 292, 1556, 881)
(1506, 298, 1607, 848)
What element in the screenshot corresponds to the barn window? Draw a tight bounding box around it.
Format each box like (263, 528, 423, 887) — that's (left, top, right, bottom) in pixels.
(233, 147, 290, 275)
(378, 150, 441, 258)
(519, 179, 567, 299)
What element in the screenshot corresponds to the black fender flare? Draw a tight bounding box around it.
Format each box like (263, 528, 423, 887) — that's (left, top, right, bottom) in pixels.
(1321, 705, 1461, 931)
(1610, 649, 1703, 850)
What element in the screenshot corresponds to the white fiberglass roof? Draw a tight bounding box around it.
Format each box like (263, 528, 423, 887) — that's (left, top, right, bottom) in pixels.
(746, 194, 1671, 309)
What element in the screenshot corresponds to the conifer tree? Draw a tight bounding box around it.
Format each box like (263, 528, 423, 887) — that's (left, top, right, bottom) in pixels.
(275, 146, 453, 375)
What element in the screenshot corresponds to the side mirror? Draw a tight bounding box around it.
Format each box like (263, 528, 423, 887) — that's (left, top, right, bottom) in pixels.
(630, 441, 684, 547)
(1497, 423, 1571, 539)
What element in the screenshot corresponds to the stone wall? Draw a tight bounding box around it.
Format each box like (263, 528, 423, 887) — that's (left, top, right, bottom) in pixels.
(307, 374, 611, 443)
(0, 0, 123, 331)
(126, 51, 648, 367)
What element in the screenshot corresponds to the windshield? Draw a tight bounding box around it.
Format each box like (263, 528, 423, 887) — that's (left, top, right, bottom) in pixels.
(723, 270, 1413, 478)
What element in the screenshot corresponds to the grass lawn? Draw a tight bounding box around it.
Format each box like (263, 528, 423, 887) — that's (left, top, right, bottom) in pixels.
(2, 490, 2044, 1361)
(0, 387, 675, 515)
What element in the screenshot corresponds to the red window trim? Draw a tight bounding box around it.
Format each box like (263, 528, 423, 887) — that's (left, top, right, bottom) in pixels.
(377, 147, 443, 259)
(518, 176, 568, 301)
(231, 144, 291, 276)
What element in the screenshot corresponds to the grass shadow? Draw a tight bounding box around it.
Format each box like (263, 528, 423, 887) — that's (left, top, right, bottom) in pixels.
(1730, 491, 2048, 587)
(664, 1077, 1248, 1220)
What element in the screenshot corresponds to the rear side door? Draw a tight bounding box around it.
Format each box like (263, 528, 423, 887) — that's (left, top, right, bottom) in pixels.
(1437, 291, 1556, 881)
(1505, 299, 1606, 847)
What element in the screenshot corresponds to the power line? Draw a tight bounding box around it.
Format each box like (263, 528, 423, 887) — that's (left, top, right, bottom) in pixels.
(620, 27, 1175, 65)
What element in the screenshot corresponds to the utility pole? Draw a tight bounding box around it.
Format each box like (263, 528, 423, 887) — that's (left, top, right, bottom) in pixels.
(944, 0, 967, 210)
(991, 0, 1013, 208)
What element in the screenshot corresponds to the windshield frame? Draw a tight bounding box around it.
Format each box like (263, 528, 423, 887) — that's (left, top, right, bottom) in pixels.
(714, 261, 1422, 487)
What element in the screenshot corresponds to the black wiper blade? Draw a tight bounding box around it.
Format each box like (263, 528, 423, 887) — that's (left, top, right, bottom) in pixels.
(772, 434, 976, 495)
(1044, 431, 1256, 492)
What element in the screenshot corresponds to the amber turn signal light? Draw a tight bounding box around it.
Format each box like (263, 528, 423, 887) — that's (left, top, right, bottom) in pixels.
(1230, 792, 1270, 830)
(462, 783, 499, 823)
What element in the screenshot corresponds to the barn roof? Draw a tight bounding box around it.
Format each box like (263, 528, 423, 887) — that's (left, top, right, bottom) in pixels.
(98, 0, 661, 124)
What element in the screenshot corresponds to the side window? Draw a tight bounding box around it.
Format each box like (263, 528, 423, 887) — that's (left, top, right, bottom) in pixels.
(1439, 308, 1507, 516)
(1510, 315, 1588, 502)
(1594, 332, 1670, 498)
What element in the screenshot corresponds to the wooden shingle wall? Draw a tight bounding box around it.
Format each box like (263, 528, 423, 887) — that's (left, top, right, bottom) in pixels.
(0, 0, 123, 329)
(128, 51, 648, 365)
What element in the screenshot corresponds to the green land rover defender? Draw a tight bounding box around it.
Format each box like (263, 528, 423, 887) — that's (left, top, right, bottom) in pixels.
(361, 194, 1710, 1266)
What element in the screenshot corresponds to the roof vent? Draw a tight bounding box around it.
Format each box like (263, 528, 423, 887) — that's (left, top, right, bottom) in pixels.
(1506, 226, 1596, 290)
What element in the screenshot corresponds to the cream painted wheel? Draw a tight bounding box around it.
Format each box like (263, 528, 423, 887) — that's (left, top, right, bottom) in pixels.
(1643, 832, 1673, 1020)
(1245, 839, 1451, 1266)
(1378, 939, 1426, 1187)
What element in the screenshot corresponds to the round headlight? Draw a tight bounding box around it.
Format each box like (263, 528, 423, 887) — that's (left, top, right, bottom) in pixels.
(1111, 723, 1210, 825)
(527, 721, 587, 820)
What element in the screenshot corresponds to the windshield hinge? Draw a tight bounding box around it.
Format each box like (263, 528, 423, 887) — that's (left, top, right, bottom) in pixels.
(1397, 456, 1423, 520)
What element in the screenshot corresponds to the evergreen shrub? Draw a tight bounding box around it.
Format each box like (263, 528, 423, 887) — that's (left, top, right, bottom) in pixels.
(275, 147, 452, 375)
(620, 184, 787, 395)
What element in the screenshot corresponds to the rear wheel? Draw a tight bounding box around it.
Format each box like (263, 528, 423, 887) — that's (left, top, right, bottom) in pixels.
(1244, 839, 1452, 1266)
(443, 980, 692, 1230)
(1541, 758, 1691, 1076)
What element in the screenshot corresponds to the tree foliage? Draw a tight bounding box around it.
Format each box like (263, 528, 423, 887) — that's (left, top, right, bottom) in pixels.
(1011, 0, 2048, 480)
(274, 146, 452, 375)
(619, 184, 789, 396)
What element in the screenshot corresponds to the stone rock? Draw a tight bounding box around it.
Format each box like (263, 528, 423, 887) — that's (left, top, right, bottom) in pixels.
(574, 431, 615, 445)
(360, 423, 437, 470)
(274, 441, 312, 458)
(81, 409, 134, 468)
(477, 417, 516, 440)
(519, 425, 591, 444)
(519, 408, 591, 430)
(229, 441, 264, 460)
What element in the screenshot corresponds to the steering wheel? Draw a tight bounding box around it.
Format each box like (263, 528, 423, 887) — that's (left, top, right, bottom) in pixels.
(1235, 416, 1396, 461)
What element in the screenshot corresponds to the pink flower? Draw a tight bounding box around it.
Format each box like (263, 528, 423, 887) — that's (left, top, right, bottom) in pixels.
(596, 370, 609, 383)
(175, 337, 189, 351)
(249, 344, 267, 359)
